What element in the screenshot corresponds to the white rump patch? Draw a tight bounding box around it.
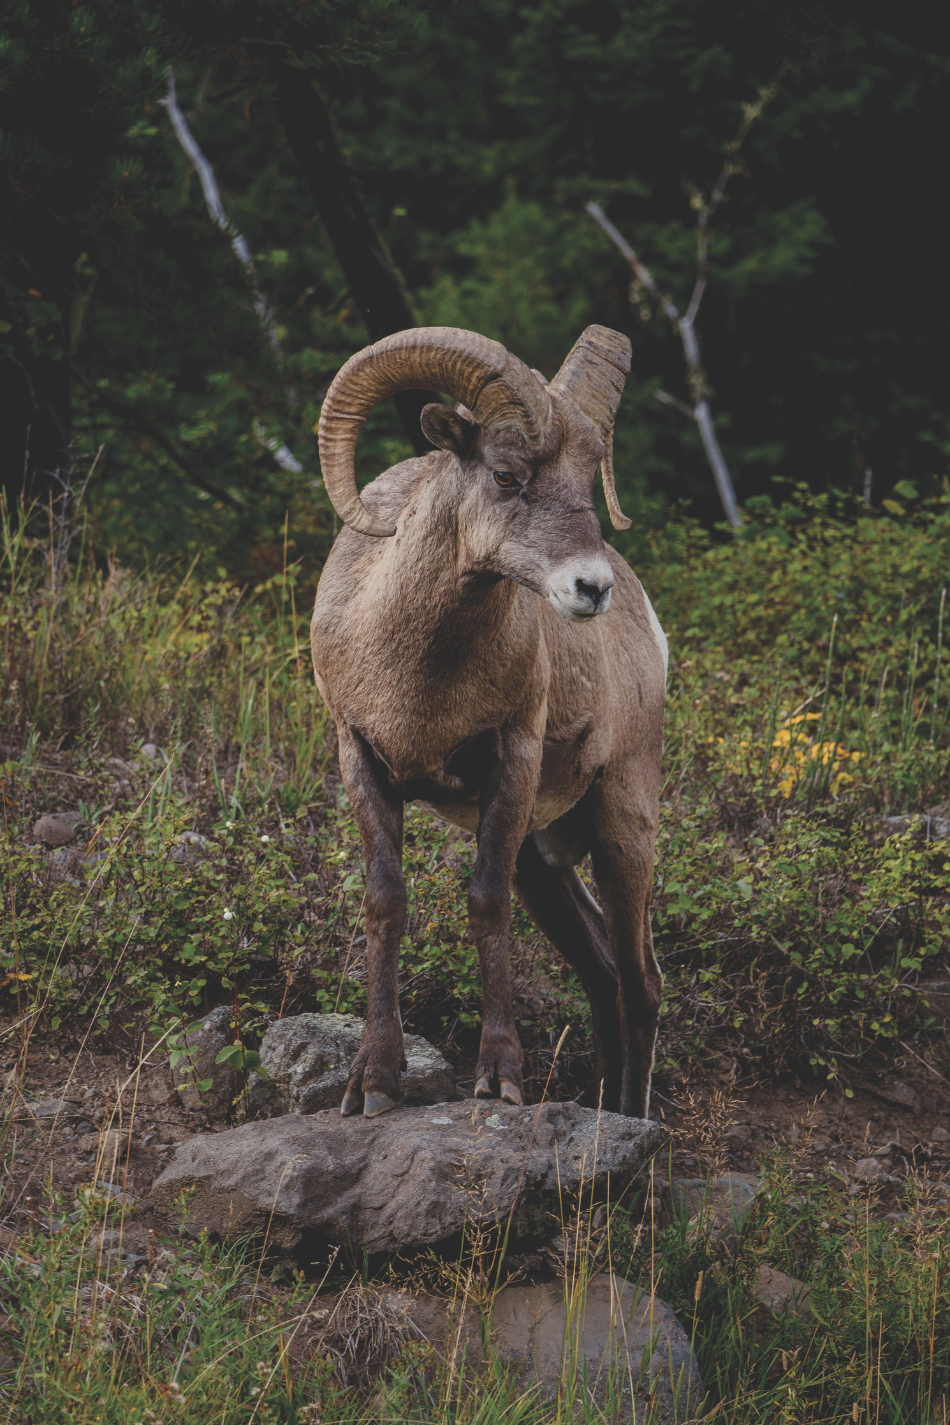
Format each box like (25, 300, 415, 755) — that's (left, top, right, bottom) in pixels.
(642, 587, 669, 680)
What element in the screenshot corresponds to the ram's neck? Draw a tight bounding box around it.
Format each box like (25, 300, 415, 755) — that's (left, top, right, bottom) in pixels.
(314, 462, 543, 779)
(373, 473, 524, 673)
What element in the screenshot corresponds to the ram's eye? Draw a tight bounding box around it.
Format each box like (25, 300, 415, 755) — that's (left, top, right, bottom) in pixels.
(493, 470, 517, 488)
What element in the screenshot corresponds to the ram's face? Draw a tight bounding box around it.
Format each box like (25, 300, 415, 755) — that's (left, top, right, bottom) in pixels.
(422, 398, 614, 622)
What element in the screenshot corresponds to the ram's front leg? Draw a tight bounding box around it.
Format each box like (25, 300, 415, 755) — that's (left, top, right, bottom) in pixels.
(336, 725, 407, 1118)
(470, 732, 541, 1106)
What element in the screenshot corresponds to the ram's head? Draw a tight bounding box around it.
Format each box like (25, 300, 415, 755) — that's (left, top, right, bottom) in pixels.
(318, 325, 632, 622)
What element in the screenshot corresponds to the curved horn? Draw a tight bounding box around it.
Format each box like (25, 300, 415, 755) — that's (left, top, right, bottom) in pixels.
(599, 426, 631, 531)
(549, 325, 633, 531)
(318, 327, 553, 537)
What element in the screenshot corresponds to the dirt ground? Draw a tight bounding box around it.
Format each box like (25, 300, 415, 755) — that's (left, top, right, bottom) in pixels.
(3, 1019, 948, 1259)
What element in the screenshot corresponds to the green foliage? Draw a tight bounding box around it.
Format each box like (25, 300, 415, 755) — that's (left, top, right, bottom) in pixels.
(645, 481, 950, 677)
(3, 480, 950, 1096)
(3, 1148, 949, 1423)
(346, 0, 950, 522)
(631, 1152, 950, 1422)
(0, 0, 426, 573)
(0, 1198, 322, 1423)
(655, 812, 950, 1080)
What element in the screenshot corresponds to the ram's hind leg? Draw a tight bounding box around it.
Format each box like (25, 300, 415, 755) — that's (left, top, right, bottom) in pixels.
(336, 725, 407, 1118)
(588, 771, 662, 1120)
(514, 835, 623, 1110)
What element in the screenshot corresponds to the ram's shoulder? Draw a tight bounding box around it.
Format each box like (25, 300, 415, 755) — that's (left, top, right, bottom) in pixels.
(355, 454, 435, 525)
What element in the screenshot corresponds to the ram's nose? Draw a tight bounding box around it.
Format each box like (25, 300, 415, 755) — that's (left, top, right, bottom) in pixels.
(574, 574, 613, 613)
(548, 560, 614, 621)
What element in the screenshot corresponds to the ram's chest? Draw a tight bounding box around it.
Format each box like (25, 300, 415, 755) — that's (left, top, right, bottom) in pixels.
(318, 621, 544, 784)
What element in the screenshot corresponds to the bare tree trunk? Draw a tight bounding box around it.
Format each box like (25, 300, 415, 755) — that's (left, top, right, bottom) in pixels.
(693, 400, 740, 528)
(271, 62, 437, 455)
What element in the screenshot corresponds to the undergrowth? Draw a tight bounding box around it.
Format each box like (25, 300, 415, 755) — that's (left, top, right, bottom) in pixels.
(2, 482, 949, 1097)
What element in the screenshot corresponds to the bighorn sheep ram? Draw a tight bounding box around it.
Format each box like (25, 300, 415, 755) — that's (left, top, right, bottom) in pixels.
(312, 325, 667, 1119)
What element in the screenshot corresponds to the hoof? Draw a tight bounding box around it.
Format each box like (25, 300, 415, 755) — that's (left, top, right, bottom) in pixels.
(500, 1079, 523, 1106)
(340, 1086, 363, 1117)
(363, 1091, 397, 1118)
(474, 1074, 494, 1099)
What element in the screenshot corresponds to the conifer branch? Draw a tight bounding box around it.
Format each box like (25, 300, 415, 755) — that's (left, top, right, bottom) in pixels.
(68, 357, 243, 509)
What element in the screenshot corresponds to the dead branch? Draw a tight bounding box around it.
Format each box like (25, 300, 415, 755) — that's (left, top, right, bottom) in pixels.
(160, 66, 303, 476)
(587, 69, 787, 530)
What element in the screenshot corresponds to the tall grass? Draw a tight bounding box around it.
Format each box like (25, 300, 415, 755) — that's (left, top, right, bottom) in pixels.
(3, 1067, 949, 1422)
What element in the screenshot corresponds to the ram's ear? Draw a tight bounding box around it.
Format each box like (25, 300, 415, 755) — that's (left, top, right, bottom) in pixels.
(420, 402, 477, 456)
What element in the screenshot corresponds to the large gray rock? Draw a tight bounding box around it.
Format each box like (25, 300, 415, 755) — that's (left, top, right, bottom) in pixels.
(491, 1274, 704, 1423)
(150, 1100, 665, 1254)
(246, 1013, 455, 1118)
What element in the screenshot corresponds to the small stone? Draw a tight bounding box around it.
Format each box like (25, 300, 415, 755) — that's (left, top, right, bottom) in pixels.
(140, 743, 168, 763)
(852, 1157, 882, 1182)
(246, 1013, 455, 1118)
(666, 1174, 759, 1238)
(33, 813, 80, 847)
(884, 1080, 921, 1113)
(915, 981, 950, 1029)
(170, 831, 209, 864)
(96, 1180, 136, 1207)
(77, 1128, 136, 1161)
(930, 1125, 950, 1143)
(168, 1005, 237, 1116)
(13, 1096, 72, 1121)
(48, 847, 85, 883)
(754, 1264, 811, 1318)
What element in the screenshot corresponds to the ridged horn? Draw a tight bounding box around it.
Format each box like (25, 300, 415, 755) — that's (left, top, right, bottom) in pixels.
(549, 325, 633, 531)
(318, 327, 553, 537)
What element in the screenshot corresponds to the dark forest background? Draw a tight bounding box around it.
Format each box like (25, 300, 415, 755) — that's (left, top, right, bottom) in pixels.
(2, 0, 948, 579)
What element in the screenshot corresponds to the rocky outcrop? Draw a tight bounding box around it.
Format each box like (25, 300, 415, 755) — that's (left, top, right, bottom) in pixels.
(246, 1013, 455, 1118)
(150, 1099, 665, 1254)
